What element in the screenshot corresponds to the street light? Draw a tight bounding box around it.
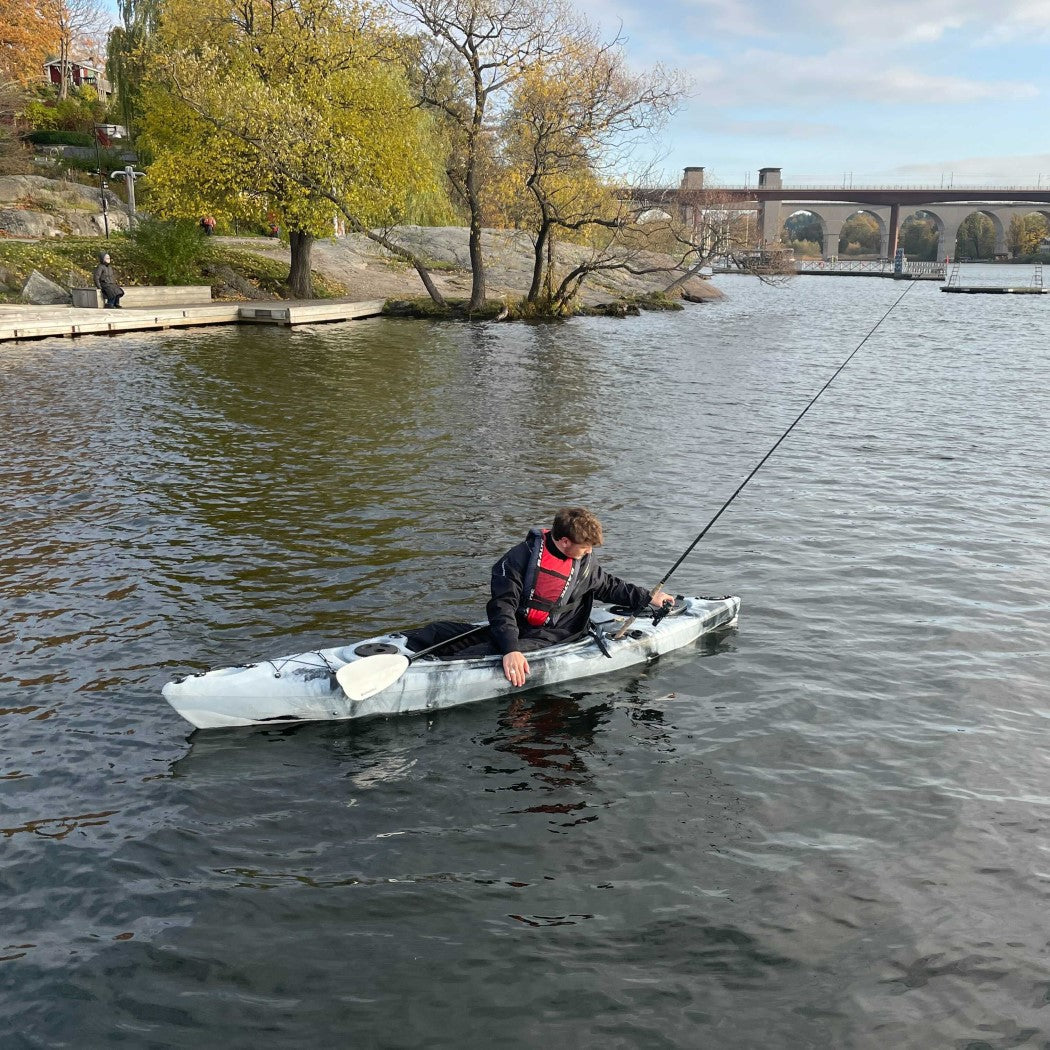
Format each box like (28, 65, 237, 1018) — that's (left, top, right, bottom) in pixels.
(110, 166, 146, 227)
(92, 123, 111, 237)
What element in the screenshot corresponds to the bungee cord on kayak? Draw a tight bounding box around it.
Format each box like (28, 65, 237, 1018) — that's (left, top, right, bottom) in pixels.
(613, 281, 916, 639)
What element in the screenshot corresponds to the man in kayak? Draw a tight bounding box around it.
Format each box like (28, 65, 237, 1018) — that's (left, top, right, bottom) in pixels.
(404, 507, 673, 686)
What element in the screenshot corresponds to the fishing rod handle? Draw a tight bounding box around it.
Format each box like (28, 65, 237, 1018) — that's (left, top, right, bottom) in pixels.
(610, 580, 668, 640)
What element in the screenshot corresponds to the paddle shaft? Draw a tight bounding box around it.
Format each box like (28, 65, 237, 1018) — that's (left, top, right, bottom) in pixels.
(404, 623, 490, 663)
(613, 281, 917, 641)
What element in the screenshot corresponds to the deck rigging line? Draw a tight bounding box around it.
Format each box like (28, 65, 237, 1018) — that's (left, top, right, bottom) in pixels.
(614, 280, 916, 638)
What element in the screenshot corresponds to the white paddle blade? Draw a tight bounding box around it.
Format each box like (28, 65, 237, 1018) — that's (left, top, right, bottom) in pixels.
(336, 653, 411, 702)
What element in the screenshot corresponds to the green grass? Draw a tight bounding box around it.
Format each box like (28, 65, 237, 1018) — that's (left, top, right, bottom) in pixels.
(0, 236, 348, 302)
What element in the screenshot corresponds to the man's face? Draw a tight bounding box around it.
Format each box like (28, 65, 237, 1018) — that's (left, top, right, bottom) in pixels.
(554, 536, 593, 560)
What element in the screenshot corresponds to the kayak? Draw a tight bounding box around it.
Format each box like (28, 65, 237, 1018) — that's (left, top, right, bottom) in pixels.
(162, 595, 740, 730)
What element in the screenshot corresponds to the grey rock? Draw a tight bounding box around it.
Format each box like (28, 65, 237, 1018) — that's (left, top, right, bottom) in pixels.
(0, 208, 55, 238)
(0, 174, 129, 239)
(21, 270, 70, 305)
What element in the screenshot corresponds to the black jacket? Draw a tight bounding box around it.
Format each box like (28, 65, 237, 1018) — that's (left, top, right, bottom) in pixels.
(93, 260, 120, 296)
(487, 529, 652, 654)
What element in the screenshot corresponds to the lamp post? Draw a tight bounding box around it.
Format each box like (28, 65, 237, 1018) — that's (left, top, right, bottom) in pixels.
(92, 124, 110, 238)
(110, 165, 146, 228)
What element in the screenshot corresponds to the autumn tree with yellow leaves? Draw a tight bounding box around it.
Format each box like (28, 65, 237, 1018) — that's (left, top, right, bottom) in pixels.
(495, 22, 684, 312)
(1008, 212, 1050, 258)
(141, 0, 449, 298)
(400, 0, 575, 311)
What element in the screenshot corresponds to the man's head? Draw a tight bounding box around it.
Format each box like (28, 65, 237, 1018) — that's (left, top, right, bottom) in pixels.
(551, 507, 602, 559)
(100, 252, 110, 264)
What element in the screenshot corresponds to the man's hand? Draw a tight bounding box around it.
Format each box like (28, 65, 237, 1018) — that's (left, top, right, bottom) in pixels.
(649, 589, 674, 608)
(503, 651, 529, 686)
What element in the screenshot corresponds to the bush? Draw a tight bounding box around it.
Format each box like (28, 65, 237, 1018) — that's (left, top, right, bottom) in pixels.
(25, 130, 95, 147)
(786, 238, 822, 258)
(127, 218, 209, 285)
(23, 86, 106, 134)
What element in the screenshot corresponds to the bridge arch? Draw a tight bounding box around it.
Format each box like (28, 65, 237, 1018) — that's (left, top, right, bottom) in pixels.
(837, 209, 886, 257)
(921, 206, 1009, 260)
(780, 208, 824, 256)
(899, 210, 942, 260)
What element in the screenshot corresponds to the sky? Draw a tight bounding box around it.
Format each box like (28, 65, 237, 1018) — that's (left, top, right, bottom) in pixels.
(572, 0, 1050, 189)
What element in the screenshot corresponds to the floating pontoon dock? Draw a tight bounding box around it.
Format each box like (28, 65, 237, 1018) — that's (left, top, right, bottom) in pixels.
(941, 263, 1047, 294)
(0, 298, 387, 344)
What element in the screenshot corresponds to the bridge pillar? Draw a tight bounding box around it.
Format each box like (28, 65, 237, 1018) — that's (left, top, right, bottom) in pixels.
(938, 219, 961, 261)
(758, 168, 782, 245)
(681, 167, 704, 191)
(760, 200, 781, 245)
(887, 203, 901, 261)
(758, 167, 782, 189)
(677, 167, 705, 226)
(822, 218, 845, 260)
(992, 211, 1009, 257)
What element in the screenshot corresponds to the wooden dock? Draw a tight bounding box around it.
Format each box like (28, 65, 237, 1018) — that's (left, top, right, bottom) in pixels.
(0, 298, 387, 344)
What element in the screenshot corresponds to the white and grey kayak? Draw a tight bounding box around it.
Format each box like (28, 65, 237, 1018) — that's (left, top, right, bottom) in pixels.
(162, 595, 740, 730)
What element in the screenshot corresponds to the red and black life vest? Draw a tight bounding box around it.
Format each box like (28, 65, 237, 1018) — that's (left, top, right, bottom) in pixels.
(522, 529, 576, 627)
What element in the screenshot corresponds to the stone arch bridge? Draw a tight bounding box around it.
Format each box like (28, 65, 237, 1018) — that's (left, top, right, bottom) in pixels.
(665, 167, 1050, 261)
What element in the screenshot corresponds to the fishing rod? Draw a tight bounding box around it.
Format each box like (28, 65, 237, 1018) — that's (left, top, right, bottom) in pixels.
(613, 280, 917, 640)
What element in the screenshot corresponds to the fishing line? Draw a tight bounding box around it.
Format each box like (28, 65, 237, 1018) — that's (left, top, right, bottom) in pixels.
(614, 279, 916, 638)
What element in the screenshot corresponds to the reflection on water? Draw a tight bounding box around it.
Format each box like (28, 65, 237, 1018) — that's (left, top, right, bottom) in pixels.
(2, 274, 1050, 1047)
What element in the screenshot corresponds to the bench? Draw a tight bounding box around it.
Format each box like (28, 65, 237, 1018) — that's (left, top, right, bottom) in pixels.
(72, 286, 213, 309)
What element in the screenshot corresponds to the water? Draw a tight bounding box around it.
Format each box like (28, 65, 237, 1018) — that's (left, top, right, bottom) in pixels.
(2, 265, 1049, 1048)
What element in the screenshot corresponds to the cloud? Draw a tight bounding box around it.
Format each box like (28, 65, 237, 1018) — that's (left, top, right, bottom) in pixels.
(888, 154, 1050, 182)
(688, 49, 1038, 106)
(681, 0, 1050, 45)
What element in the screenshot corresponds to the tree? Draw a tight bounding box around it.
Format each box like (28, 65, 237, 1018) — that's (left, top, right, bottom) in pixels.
(955, 213, 995, 259)
(668, 187, 794, 287)
(105, 0, 160, 140)
(900, 216, 938, 260)
(493, 22, 684, 311)
(0, 1, 60, 84)
(1007, 213, 1049, 258)
(143, 0, 448, 299)
(0, 78, 33, 174)
(53, 0, 107, 100)
(783, 211, 821, 246)
(400, 0, 572, 311)
(839, 213, 879, 256)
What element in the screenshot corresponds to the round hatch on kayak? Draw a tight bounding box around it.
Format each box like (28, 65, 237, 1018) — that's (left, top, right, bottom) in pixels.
(353, 642, 402, 657)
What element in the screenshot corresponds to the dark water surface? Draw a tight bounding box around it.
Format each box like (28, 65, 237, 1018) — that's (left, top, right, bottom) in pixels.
(2, 267, 1049, 1048)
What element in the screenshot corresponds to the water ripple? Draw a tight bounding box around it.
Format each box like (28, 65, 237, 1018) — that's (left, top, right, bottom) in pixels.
(3, 273, 1050, 1046)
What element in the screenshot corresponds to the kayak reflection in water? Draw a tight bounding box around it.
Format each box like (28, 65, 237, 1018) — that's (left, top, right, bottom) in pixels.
(403, 507, 674, 687)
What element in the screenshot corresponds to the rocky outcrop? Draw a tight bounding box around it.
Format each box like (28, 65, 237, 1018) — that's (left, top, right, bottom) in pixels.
(223, 226, 724, 305)
(21, 269, 70, 304)
(0, 175, 129, 238)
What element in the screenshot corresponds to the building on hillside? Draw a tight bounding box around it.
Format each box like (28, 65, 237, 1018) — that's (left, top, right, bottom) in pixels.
(42, 56, 112, 97)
